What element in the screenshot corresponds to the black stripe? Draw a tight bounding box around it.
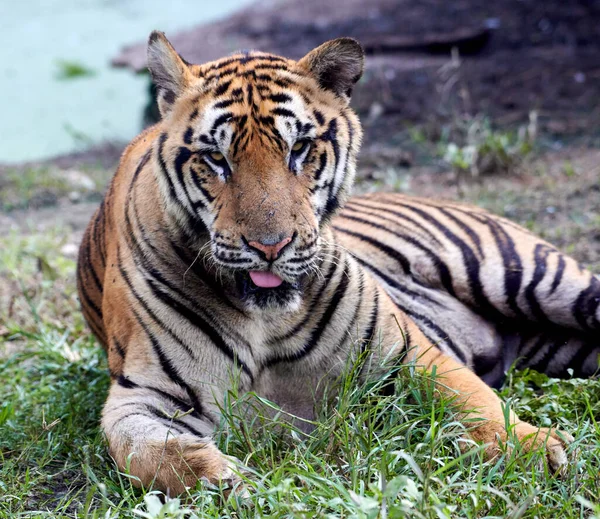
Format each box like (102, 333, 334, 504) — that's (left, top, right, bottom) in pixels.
(119, 232, 251, 363)
(93, 200, 107, 264)
(524, 244, 550, 322)
(339, 253, 464, 362)
(528, 337, 562, 373)
(214, 99, 236, 109)
(338, 212, 456, 297)
(395, 201, 505, 322)
(345, 200, 444, 248)
(210, 112, 233, 136)
(391, 299, 467, 363)
(550, 254, 566, 294)
(117, 254, 197, 361)
(313, 110, 325, 125)
(145, 276, 254, 380)
(360, 289, 379, 355)
(117, 375, 205, 422)
(77, 266, 103, 320)
(113, 337, 126, 358)
(516, 333, 548, 369)
(81, 239, 104, 295)
(168, 241, 242, 313)
(567, 339, 599, 377)
(267, 251, 339, 346)
(214, 79, 232, 96)
(333, 224, 410, 273)
(320, 119, 340, 220)
(128, 303, 208, 422)
(174, 146, 201, 210)
(437, 207, 484, 257)
(156, 133, 199, 229)
(332, 226, 441, 305)
(572, 276, 600, 331)
(117, 374, 137, 389)
(269, 93, 292, 103)
(130, 150, 152, 193)
(331, 267, 365, 356)
(484, 217, 526, 320)
(313, 152, 328, 182)
(271, 107, 296, 118)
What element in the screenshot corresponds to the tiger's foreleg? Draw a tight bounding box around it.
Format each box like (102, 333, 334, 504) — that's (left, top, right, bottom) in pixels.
(415, 346, 572, 469)
(101, 375, 236, 495)
(375, 294, 573, 471)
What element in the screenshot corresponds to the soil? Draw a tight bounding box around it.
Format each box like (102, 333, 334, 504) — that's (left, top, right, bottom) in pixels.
(112, 0, 600, 143)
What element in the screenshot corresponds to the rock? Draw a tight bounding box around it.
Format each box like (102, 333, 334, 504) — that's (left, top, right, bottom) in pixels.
(60, 243, 79, 258)
(61, 170, 96, 191)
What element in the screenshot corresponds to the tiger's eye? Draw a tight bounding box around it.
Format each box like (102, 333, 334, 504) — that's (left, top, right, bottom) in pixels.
(210, 151, 224, 161)
(291, 141, 305, 152)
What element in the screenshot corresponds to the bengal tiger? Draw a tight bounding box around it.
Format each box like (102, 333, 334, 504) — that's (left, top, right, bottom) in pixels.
(77, 31, 600, 494)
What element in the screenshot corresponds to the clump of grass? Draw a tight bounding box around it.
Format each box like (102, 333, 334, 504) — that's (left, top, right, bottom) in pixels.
(1, 230, 599, 518)
(440, 113, 537, 177)
(0, 168, 70, 211)
(55, 60, 96, 80)
(0, 167, 106, 212)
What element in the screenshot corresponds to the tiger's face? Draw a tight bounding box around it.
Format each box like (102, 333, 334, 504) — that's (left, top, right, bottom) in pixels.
(148, 33, 363, 312)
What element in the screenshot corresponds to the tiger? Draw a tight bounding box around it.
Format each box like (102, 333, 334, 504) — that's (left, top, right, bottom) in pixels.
(77, 31, 600, 495)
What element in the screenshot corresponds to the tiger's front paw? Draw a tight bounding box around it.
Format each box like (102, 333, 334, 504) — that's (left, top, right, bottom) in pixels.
(511, 422, 574, 473)
(470, 421, 574, 473)
(116, 435, 242, 495)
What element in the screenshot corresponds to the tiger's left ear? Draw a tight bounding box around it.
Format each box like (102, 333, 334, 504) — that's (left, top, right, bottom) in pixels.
(147, 31, 195, 117)
(297, 38, 364, 102)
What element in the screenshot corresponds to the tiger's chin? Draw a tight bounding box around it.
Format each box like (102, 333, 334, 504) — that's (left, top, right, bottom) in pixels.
(233, 270, 305, 314)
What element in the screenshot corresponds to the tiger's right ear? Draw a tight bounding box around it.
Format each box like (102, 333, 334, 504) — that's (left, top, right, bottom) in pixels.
(297, 38, 364, 103)
(147, 31, 194, 117)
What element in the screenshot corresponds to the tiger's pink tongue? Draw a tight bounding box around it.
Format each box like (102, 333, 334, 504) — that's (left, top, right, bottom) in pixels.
(249, 271, 283, 288)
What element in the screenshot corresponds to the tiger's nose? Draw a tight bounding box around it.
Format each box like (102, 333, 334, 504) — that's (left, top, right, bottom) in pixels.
(246, 235, 293, 261)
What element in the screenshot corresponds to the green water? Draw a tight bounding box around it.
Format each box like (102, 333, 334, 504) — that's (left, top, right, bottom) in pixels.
(0, 0, 253, 164)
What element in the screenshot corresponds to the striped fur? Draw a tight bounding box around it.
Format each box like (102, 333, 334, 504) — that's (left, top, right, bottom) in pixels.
(77, 33, 598, 494)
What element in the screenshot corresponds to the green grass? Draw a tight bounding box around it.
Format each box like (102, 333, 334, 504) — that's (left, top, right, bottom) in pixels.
(1, 231, 599, 518)
(54, 61, 96, 81)
(0, 167, 110, 212)
(439, 115, 534, 177)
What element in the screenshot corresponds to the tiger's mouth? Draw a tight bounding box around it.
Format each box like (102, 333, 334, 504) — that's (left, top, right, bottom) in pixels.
(234, 270, 304, 311)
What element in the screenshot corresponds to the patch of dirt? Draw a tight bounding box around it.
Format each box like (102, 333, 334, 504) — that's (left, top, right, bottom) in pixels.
(113, 0, 600, 144)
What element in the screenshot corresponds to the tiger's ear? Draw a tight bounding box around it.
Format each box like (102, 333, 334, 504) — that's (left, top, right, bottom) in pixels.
(297, 38, 364, 102)
(147, 31, 194, 117)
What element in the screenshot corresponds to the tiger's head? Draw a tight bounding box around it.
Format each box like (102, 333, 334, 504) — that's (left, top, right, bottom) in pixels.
(147, 32, 363, 312)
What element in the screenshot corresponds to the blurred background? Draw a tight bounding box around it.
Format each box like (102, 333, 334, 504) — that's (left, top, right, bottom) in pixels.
(0, 0, 599, 264)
